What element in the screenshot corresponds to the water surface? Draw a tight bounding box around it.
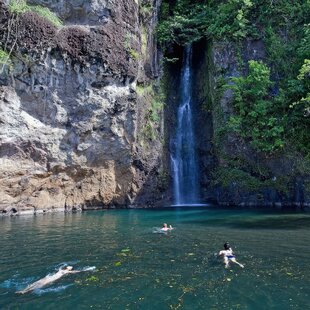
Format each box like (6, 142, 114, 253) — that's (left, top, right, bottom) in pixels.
(1, 207, 309, 309)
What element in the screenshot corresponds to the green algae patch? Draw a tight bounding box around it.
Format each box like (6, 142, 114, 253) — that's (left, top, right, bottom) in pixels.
(86, 276, 99, 282)
(121, 248, 131, 253)
(8, 0, 63, 27)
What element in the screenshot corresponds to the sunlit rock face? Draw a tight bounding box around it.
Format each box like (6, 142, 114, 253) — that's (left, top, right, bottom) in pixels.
(27, 0, 134, 26)
(0, 0, 163, 215)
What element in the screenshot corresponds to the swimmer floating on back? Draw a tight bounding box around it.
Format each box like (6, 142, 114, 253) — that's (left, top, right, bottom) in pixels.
(161, 223, 173, 231)
(218, 242, 244, 269)
(16, 266, 85, 294)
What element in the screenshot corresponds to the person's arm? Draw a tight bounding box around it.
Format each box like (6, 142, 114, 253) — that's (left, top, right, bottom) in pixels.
(68, 270, 81, 274)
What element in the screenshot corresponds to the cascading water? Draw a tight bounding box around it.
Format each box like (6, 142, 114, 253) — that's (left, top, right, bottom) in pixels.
(171, 46, 200, 205)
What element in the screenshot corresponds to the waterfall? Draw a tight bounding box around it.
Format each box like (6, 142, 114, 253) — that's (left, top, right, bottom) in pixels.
(171, 46, 200, 205)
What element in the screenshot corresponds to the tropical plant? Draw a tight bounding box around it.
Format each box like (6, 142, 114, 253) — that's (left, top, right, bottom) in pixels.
(227, 60, 285, 153)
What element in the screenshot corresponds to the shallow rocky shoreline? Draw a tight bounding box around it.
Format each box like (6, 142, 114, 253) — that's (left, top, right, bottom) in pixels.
(2, 202, 309, 217)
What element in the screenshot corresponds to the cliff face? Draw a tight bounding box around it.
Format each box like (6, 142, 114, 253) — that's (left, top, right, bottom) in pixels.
(0, 0, 164, 215)
(2, 1, 308, 214)
(207, 39, 310, 208)
(163, 39, 310, 208)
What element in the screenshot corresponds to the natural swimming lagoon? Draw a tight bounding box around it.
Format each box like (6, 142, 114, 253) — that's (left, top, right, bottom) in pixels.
(1, 207, 309, 309)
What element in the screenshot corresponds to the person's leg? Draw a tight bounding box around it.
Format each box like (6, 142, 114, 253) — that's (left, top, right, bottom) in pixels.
(231, 258, 244, 268)
(16, 283, 36, 294)
(16, 277, 48, 294)
(224, 256, 230, 268)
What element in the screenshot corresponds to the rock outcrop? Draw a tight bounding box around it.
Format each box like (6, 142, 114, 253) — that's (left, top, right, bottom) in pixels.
(0, 0, 165, 215)
(207, 39, 310, 208)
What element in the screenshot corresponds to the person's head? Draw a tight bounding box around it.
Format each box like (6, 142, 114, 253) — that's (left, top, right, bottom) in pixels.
(163, 223, 167, 228)
(224, 242, 230, 250)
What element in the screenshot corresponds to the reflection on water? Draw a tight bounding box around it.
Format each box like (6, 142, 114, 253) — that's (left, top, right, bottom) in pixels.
(0, 208, 310, 309)
(182, 213, 310, 230)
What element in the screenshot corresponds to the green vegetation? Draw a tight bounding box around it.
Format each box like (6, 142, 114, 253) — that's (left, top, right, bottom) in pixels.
(124, 32, 131, 50)
(136, 84, 152, 96)
(128, 49, 139, 61)
(157, 0, 310, 46)
(211, 163, 292, 195)
(140, 83, 165, 141)
(8, 0, 29, 14)
(158, 0, 310, 155)
(157, 0, 257, 47)
(136, 78, 167, 142)
(0, 49, 10, 65)
(212, 166, 264, 191)
(227, 60, 285, 153)
(124, 32, 140, 61)
(149, 98, 163, 123)
(140, 1, 152, 17)
(30, 6, 63, 27)
(141, 27, 148, 56)
(8, 0, 62, 27)
(0, 48, 11, 74)
(85, 276, 99, 283)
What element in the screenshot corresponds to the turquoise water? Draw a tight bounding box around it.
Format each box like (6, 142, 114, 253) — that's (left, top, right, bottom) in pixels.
(1, 207, 309, 309)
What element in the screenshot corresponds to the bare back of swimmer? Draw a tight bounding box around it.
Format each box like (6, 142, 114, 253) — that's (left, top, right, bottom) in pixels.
(218, 242, 244, 269)
(16, 266, 81, 294)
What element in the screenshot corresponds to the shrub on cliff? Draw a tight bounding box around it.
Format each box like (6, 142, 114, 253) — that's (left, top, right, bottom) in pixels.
(228, 60, 285, 153)
(8, 0, 62, 27)
(0, 49, 10, 65)
(0, 48, 11, 75)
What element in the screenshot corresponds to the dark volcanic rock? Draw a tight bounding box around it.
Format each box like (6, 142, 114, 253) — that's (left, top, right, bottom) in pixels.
(0, 0, 164, 215)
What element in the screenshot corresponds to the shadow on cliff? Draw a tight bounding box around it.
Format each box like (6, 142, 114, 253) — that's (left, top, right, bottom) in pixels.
(130, 150, 172, 207)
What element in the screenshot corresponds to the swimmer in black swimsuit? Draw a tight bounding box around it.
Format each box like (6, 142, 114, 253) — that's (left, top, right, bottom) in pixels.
(218, 242, 244, 269)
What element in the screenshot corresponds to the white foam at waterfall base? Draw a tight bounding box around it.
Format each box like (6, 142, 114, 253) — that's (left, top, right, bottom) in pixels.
(170, 203, 212, 207)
